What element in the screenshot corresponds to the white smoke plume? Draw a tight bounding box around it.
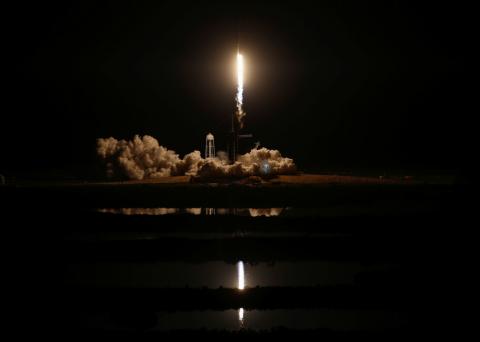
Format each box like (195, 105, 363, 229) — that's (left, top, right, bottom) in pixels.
(97, 135, 296, 180)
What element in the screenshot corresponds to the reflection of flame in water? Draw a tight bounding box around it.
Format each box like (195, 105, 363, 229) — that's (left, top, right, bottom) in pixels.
(237, 260, 245, 290)
(237, 260, 246, 327)
(238, 307, 244, 327)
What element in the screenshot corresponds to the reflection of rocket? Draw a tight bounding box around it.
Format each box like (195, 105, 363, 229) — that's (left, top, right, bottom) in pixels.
(237, 259, 246, 328)
(237, 260, 245, 290)
(238, 307, 245, 328)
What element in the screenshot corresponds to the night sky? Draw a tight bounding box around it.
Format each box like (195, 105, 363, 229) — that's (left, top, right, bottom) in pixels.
(2, 1, 473, 178)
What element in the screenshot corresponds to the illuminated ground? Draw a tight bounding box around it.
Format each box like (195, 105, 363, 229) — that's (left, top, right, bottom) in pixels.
(87, 173, 453, 186)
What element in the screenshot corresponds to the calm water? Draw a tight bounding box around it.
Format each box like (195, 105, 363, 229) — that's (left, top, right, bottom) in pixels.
(95, 204, 425, 217)
(69, 206, 406, 333)
(97, 207, 286, 217)
(153, 308, 406, 331)
(85, 308, 406, 332)
(66, 260, 391, 288)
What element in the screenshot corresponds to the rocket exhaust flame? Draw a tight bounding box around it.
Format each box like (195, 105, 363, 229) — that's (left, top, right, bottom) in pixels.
(235, 53, 246, 128)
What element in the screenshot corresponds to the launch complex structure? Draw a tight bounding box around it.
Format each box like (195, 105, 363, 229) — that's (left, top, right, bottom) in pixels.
(228, 107, 252, 163)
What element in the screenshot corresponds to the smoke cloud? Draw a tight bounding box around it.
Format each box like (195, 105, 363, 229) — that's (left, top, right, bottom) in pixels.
(97, 135, 296, 180)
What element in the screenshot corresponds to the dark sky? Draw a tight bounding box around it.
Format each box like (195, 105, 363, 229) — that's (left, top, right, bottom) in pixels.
(2, 1, 473, 178)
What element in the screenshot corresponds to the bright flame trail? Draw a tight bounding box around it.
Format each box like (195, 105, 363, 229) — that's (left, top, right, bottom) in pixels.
(235, 52, 246, 127)
(237, 260, 245, 290)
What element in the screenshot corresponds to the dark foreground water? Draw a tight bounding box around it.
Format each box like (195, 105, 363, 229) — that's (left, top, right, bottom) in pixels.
(6, 181, 471, 337)
(84, 308, 406, 332)
(66, 260, 392, 288)
(57, 206, 412, 334)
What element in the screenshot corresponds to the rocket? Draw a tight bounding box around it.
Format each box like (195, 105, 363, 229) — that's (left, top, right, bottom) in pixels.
(228, 49, 252, 163)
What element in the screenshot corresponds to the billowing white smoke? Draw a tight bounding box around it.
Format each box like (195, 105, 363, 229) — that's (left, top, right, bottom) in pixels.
(196, 148, 297, 178)
(97, 135, 296, 180)
(96, 135, 202, 180)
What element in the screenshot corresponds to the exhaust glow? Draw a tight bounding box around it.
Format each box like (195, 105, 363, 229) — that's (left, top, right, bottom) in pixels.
(236, 53, 244, 108)
(235, 52, 246, 127)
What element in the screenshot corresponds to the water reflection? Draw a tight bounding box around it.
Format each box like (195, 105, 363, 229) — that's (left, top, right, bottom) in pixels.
(97, 208, 179, 215)
(238, 307, 245, 328)
(237, 261, 245, 290)
(97, 207, 285, 217)
(205, 208, 216, 216)
(237, 260, 246, 327)
(66, 261, 380, 288)
(185, 208, 201, 215)
(146, 309, 405, 331)
(249, 208, 283, 217)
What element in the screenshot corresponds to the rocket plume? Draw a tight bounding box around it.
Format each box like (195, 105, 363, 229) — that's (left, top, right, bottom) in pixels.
(235, 52, 246, 128)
